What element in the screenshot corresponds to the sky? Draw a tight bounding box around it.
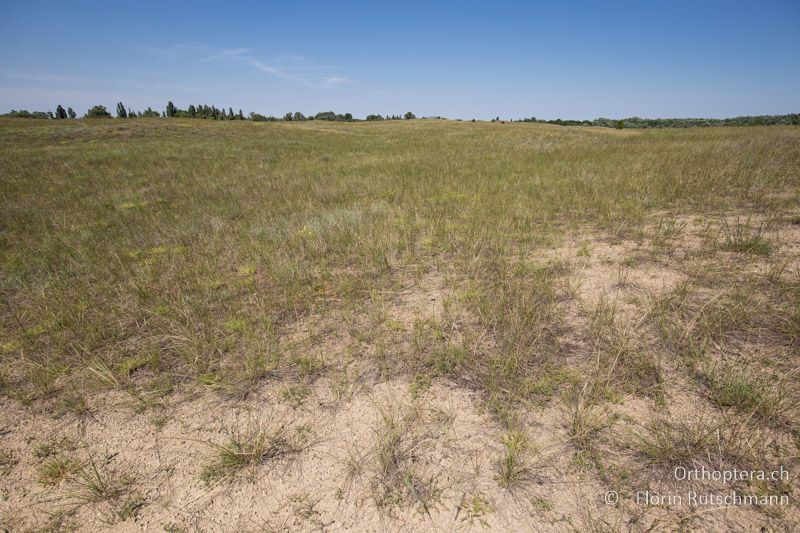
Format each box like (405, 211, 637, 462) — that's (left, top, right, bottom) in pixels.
(1, 1, 798, 120)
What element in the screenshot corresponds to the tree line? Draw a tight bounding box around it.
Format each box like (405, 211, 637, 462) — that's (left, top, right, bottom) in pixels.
(3, 103, 798, 128)
(5, 105, 77, 119)
(3, 101, 419, 123)
(514, 114, 800, 128)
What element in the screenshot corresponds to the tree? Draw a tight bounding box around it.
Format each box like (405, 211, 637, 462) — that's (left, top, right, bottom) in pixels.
(283, 112, 293, 121)
(615, 120, 624, 129)
(293, 111, 305, 121)
(344, 112, 353, 121)
(140, 107, 160, 118)
(404, 111, 415, 120)
(116, 102, 127, 118)
(127, 107, 134, 118)
(166, 101, 176, 118)
(228, 107, 234, 120)
(188, 104, 196, 118)
(55, 105, 67, 119)
(237, 109, 244, 120)
(85, 105, 112, 118)
(314, 111, 337, 121)
(67, 107, 77, 119)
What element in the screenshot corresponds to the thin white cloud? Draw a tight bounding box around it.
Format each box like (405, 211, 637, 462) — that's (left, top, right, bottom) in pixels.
(0, 86, 124, 108)
(143, 40, 349, 89)
(269, 53, 306, 62)
(242, 58, 316, 86)
(197, 48, 252, 62)
(2, 70, 202, 94)
(116, 79, 203, 93)
(140, 40, 208, 60)
(237, 54, 350, 88)
(375, 88, 397, 100)
(4, 72, 82, 83)
(322, 76, 350, 87)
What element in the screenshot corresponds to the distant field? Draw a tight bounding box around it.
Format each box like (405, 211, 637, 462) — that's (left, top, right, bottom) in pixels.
(1, 118, 799, 531)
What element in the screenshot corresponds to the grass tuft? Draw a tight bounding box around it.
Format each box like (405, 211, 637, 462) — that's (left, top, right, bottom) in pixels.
(457, 493, 494, 528)
(570, 392, 607, 452)
(368, 404, 441, 514)
(200, 420, 305, 483)
(496, 429, 531, 488)
(38, 456, 78, 486)
(704, 365, 785, 420)
(718, 219, 772, 256)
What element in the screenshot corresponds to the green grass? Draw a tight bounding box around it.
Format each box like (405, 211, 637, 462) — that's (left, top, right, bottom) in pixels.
(370, 406, 442, 516)
(704, 365, 785, 420)
(718, 219, 773, 256)
(1, 119, 798, 406)
(53, 455, 142, 525)
(631, 419, 716, 465)
(457, 493, 494, 528)
(280, 383, 311, 407)
(496, 429, 531, 488)
(69, 458, 133, 503)
(200, 420, 305, 483)
(569, 386, 608, 452)
(37, 456, 78, 486)
(589, 296, 662, 399)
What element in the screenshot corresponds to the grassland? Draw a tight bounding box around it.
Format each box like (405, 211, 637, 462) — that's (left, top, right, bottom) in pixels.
(0, 117, 798, 531)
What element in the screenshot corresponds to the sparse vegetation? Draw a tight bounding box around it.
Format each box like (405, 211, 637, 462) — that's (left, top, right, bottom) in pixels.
(456, 492, 494, 527)
(704, 365, 785, 420)
(1, 118, 798, 530)
(631, 419, 716, 466)
(570, 385, 608, 451)
(718, 219, 773, 255)
(368, 404, 441, 513)
(496, 429, 531, 488)
(67, 457, 134, 505)
(200, 419, 306, 483)
(38, 456, 77, 486)
(0, 449, 16, 477)
(280, 383, 311, 407)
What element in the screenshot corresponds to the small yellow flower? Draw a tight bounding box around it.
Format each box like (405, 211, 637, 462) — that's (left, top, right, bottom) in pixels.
(297, 224, 314, 239)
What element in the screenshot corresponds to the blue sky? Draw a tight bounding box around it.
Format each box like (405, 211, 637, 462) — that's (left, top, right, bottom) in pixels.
(1, 1, 798, 120)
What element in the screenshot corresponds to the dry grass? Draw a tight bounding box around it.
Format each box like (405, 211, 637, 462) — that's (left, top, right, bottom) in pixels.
(368, 403, 441, 514)
(1, 118, 799, 530)
(200, 418, 307, 483)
